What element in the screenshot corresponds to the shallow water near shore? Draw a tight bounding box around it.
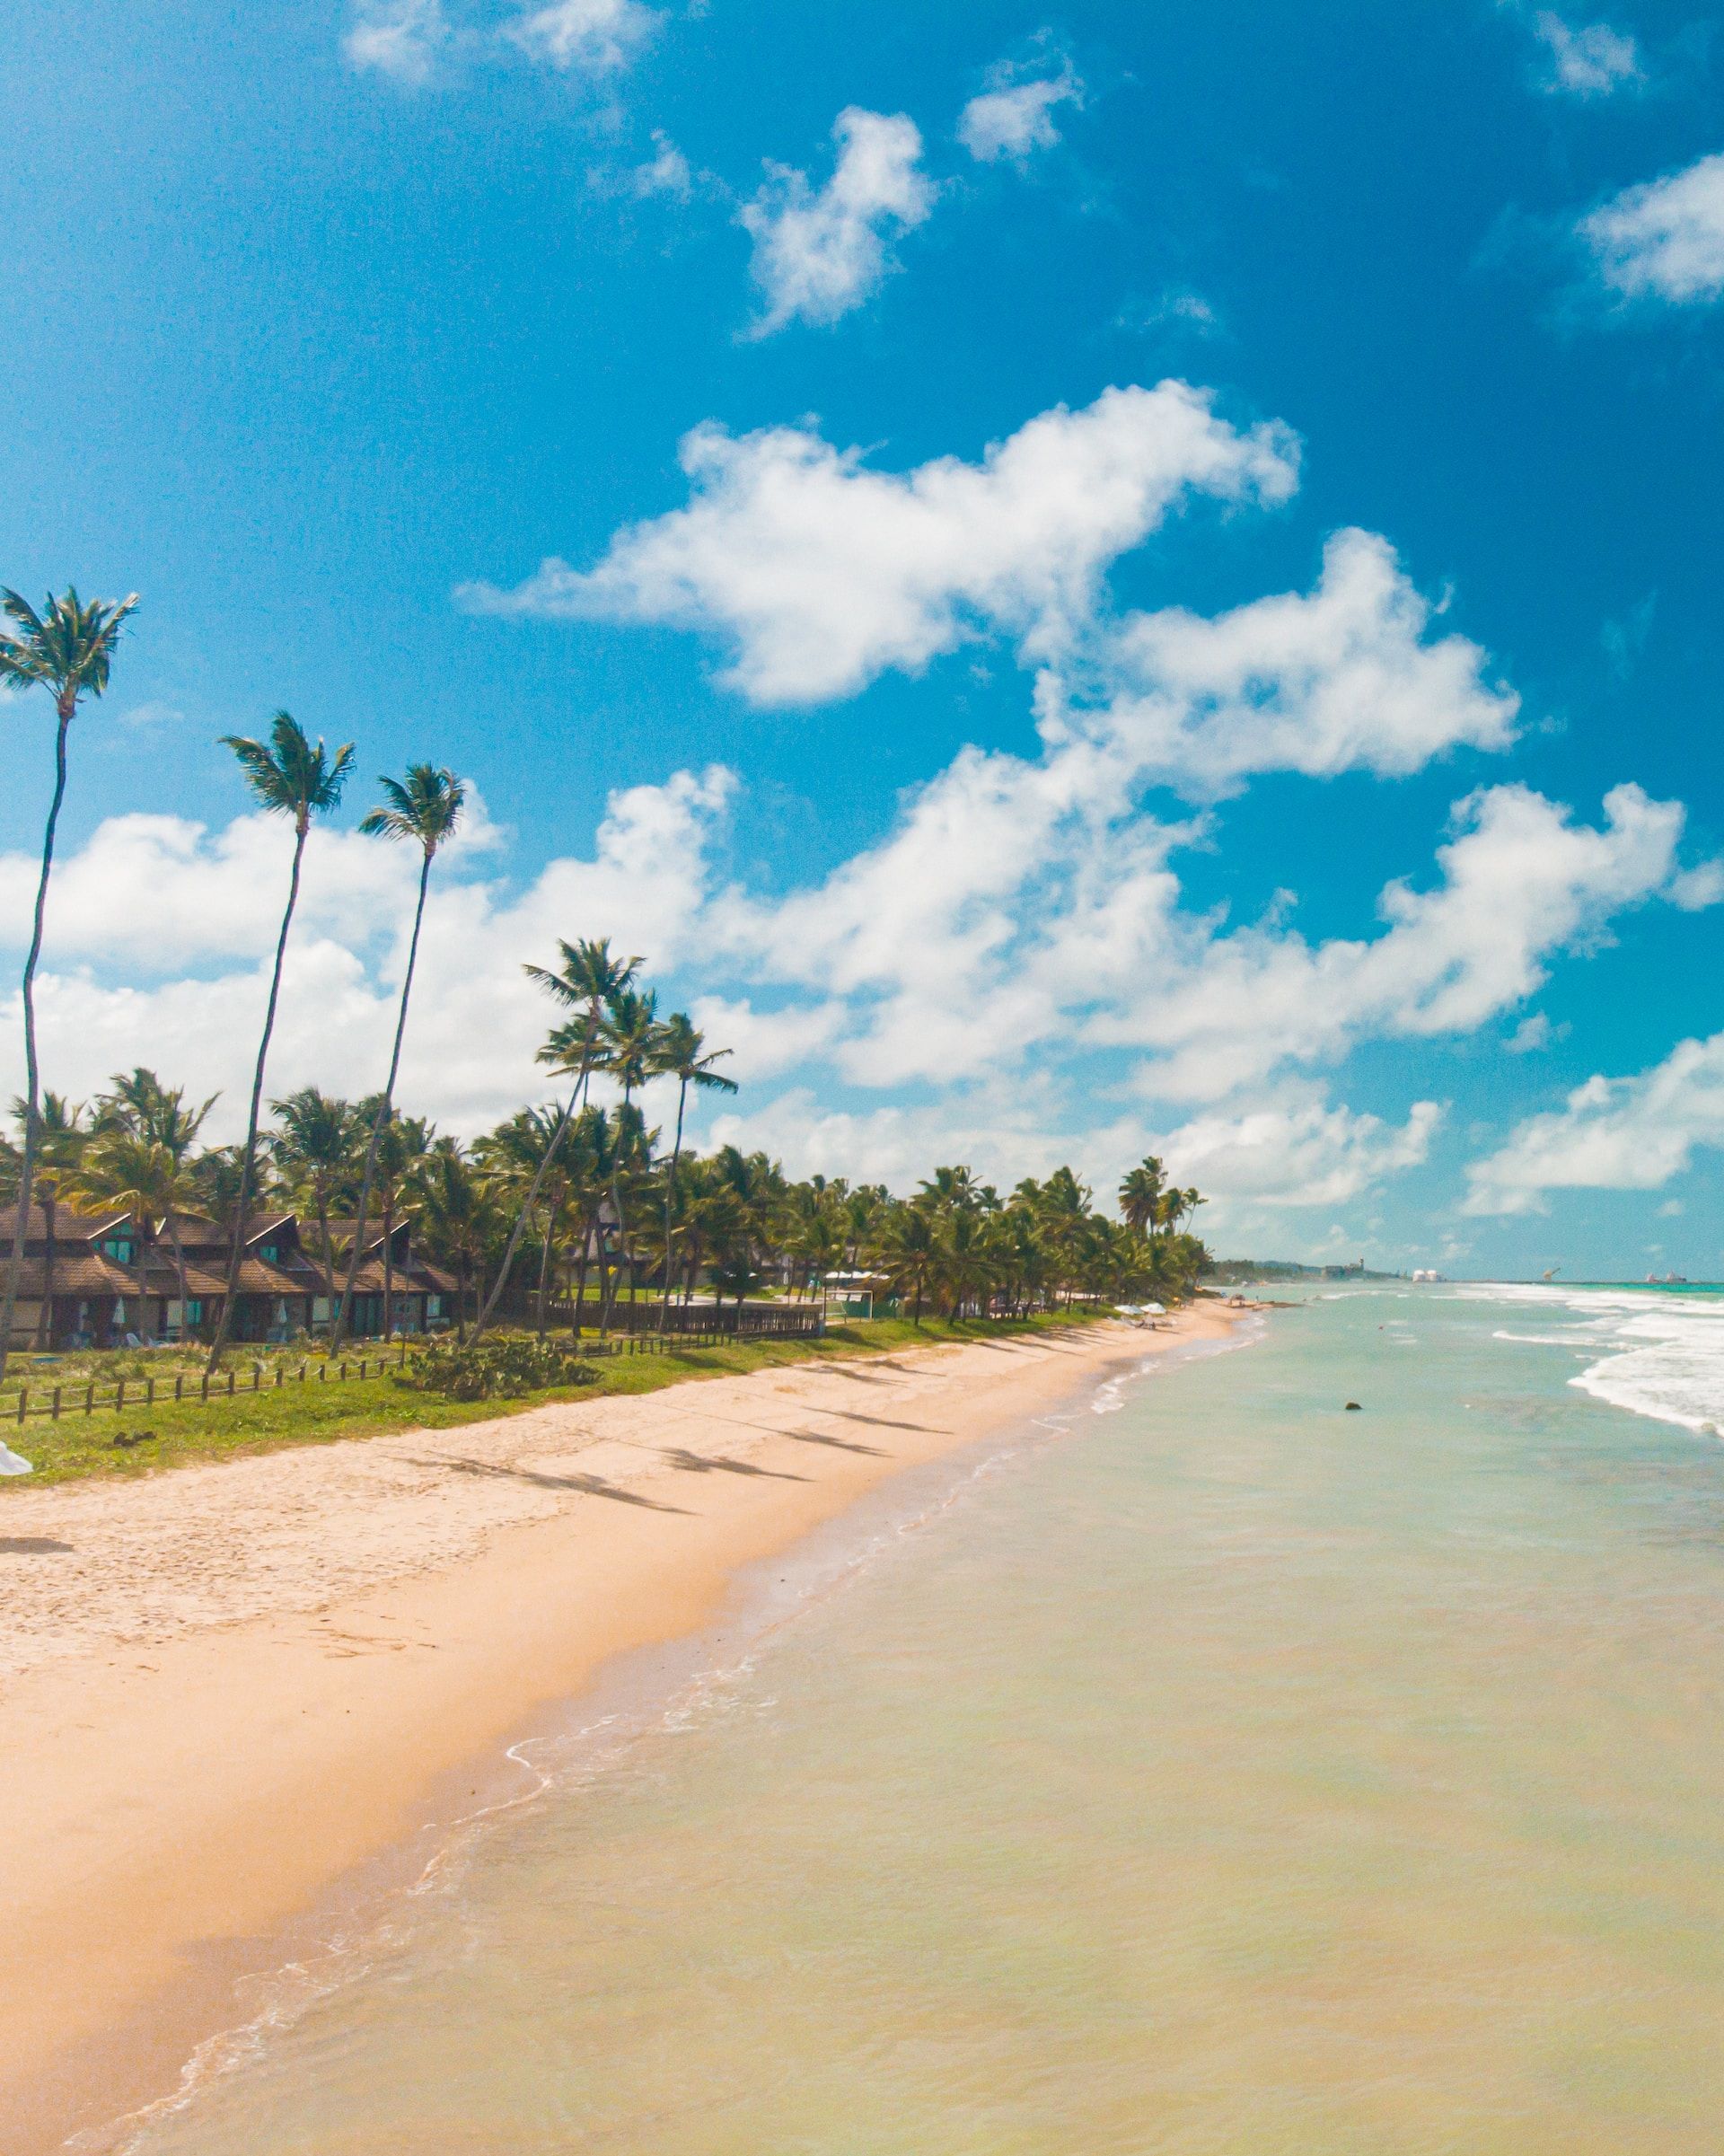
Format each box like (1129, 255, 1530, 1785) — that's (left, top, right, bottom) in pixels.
(119, 1289, 1724, 2153)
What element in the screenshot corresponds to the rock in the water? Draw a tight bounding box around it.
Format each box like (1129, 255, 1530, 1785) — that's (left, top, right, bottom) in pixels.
(1344, 1401, 1362, 1412)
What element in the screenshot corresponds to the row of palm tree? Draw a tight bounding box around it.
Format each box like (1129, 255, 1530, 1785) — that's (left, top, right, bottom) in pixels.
(0, 585, 1211, 1381)
(4, 1059, 1209, 1342)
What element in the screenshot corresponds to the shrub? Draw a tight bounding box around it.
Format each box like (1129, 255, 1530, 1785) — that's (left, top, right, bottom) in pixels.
(409, 1334, 600, 1402)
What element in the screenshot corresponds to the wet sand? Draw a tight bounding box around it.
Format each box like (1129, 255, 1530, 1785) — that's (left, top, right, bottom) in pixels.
(0, 1313, 1231, 2153)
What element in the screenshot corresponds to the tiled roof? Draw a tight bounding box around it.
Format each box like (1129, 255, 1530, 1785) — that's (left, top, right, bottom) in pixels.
(0, 1202, 130, 1245)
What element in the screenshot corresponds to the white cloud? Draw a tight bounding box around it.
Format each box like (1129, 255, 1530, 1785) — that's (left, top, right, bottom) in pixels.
(1043, 527, 1519, 795)
(1, 757, 1704, 1207)
(1530, 10, 1642, 95)
(1157, 1093, 1443, 1209)
(630, 129, 692, 200)
(344, 0, 451, 84)
(1465, 1029, 1724, 1212)
(958, 60, 1084, 163)
(1579, 150, 1724, 304)
(506, 0, 659, 74)
(0, 771, 731, 1142)
(460, 382, 1301, 703)
(1114, 782, 1695, 1100)
(738, 108, 937, 334)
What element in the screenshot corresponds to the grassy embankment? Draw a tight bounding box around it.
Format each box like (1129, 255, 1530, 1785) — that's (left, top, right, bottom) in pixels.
(0, 1310, 1109, 1487)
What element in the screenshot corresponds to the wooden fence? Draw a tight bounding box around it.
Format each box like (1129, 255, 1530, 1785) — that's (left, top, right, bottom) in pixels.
(2, 1327, 706, 1426)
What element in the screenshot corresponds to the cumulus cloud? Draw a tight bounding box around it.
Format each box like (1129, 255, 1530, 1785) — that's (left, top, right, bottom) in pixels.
(1158, 1093, 1444, 1209)
(461, 383, 1301, 703)
(1113, 782, 1696, 1100)
(0, 755, 1704, 1209)
(630, 129, 692, 200)
(1579, 150, 1724, 305)
(0, 770, 732, 1142)
(737, 108, 937, 334)
(1465, 1030, 1724, 1212)
(1529, 10, 1642, 95)
(959, 57, 1084, 163)
(344, 0, 451, 84)
(505, 0, 659, 74)
(1042, 528, 1519, 795)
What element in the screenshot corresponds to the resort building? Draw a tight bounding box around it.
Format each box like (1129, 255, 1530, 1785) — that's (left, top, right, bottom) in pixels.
(0, 1201, 458, 1350)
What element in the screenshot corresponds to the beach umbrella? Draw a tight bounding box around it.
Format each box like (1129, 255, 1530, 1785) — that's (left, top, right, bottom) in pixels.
(0, 1442, 32, 1475)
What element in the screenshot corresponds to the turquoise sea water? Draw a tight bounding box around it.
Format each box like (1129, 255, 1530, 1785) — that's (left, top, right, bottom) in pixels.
(123, 1288, 1724, 2154)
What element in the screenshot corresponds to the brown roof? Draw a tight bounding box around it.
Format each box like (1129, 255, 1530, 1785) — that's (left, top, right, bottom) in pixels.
(0, 1202, 131, 1245)
(6, 1251, 144, 1297)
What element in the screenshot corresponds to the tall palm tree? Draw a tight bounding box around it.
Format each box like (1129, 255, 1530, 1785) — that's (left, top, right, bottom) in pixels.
(592, 986, 662, 1331)
(874, 1203, 938, 1325)
(0, 586, 138, 1392)
(9, 1092, 89, 1349)
(1118, 1157, 1166, 1238)
(650, 1015, 737, 1329)
(206, 713, 355, 1371)
(60, 1131, 198, 1342)
(94, 1068, 218, 1159)
(472, 937, 640, 1341)
(330, 764, 466, 1351)
(409, 1136, 497, 1341)
(269, 1087, 358, 1303)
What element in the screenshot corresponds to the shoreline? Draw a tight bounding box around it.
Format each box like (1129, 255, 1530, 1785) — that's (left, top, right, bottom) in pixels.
(0, 1309, 1239, 2153)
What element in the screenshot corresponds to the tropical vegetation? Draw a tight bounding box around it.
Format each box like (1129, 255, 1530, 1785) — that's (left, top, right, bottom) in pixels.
(0, 585, 1213, 1398)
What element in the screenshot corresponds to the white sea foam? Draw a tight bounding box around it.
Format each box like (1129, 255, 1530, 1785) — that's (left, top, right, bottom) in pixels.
(1456, 1283, 1724, 1438)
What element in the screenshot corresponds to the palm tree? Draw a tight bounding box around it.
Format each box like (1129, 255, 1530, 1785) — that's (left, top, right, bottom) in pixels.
(206, 713, 355, 1371)
(476, 1105, 569, 1336)
(94, 1068, 218, 1159)
(9, 1092, 89, 1349)
(1118, 1157, 1166, 1238)
(410, 1137, 497, 1340)
(269, 1087, 358, 1303)
(874, 1203, 938, 1325)
(367, 1111, 431, 1339)
(592, 988, 662, 1331)
(472, 937, 640, 1341)
(330, 764, 466, 1351)
(650, 1016, 737, 1329)
(60, 1131, 198, 1342)
(0, 586, 139, 1391)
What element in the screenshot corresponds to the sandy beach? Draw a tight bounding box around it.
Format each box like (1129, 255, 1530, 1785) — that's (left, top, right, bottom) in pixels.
(0, 1311, 1229, 2153)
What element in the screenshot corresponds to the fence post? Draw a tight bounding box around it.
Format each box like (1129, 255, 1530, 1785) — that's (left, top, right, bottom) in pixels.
(16, 1387, 26, 1426)
(254, 1365, 261, 1393)
(228, 1368, 236, 1398)
(116, 1378, 125, 1415)
(146, 1376, 155, 1408)
(52, 1385, 60, 1421)
(85, 1383, 95, 1416)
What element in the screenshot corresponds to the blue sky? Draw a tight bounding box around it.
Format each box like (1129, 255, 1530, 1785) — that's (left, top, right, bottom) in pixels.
(3, 0, 1724, 1277)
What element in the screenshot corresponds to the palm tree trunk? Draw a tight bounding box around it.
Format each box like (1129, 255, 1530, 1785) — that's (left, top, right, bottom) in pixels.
(33, 1189, 57, 1349)
(207, 820, 307, 1373)
(383, 1195, 395, 1340)
(0, 699, 73, 1394)
(598, 1087, 634, 1338)
(473, 1038, 597, 1342)
(657, 1078, 688, 1333)
(168, 1219, 190, 1342)
(534, 1203, 553, 1339)
(332, 848, 431, 1351)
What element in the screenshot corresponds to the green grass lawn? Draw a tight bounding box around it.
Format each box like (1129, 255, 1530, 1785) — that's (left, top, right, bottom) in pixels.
(0, 1310, 1108, 1487)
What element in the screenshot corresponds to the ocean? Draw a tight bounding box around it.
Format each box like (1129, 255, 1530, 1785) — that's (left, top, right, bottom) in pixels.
(117, 1286, 1724, 2154)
